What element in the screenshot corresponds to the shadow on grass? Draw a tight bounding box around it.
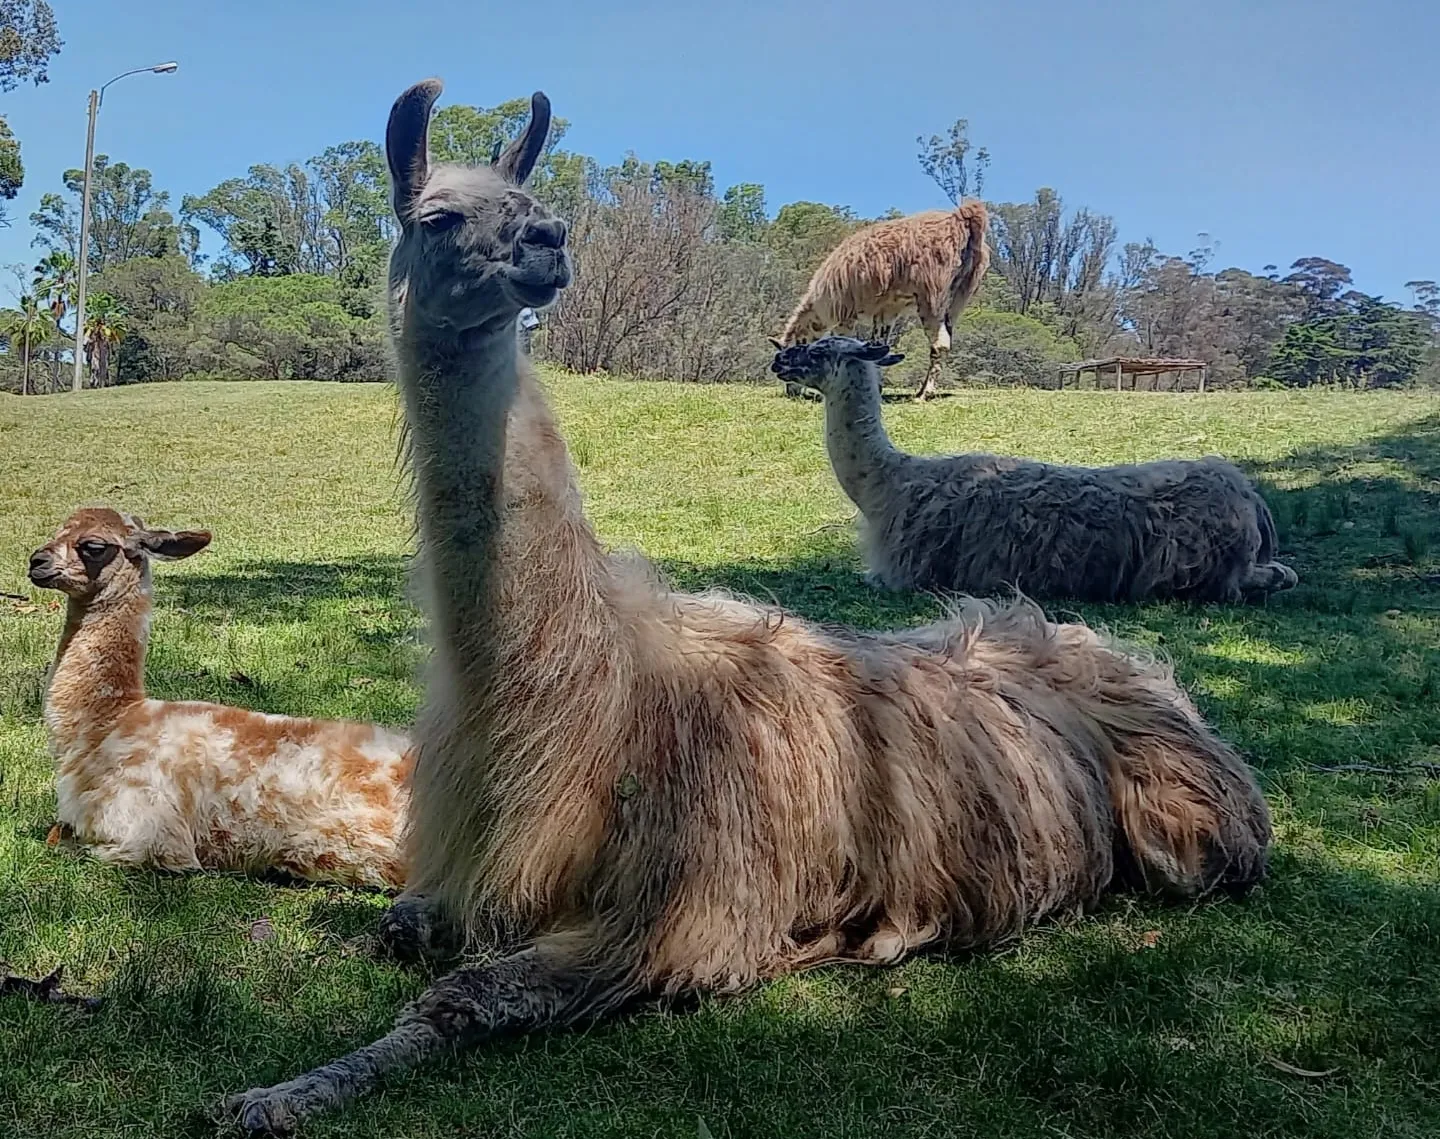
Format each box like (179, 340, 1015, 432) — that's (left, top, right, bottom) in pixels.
(1, 852, 1436, 1139)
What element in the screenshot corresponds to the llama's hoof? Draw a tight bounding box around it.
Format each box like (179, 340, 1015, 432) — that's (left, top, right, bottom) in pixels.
(377, 894, 459, 965)
(222, 1087, 299, 1136)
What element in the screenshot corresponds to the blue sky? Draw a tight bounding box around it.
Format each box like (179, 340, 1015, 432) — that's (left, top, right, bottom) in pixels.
(1, 0, 1435, 301)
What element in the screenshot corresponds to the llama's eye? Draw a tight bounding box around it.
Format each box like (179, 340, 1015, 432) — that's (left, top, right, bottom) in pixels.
(420, 209, 463, 232)
(78, 540, 110, 559)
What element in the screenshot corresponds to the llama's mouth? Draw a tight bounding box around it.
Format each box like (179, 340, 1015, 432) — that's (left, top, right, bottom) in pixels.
(507, 281, 561, 310)
(27, 568, 60, 588)
(770, 347, 819, 381)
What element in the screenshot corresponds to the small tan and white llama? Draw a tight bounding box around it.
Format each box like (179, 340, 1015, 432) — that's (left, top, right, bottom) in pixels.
(777, 202, 991, 399)
(29, 507, 412, 889)
(224, 80, 1269, 1135)
(773, 338, 1300, 604)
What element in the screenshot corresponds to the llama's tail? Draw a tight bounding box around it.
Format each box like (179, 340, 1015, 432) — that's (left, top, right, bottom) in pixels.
(1085, 657, 1272, 898)
(945, 201, 991, 323)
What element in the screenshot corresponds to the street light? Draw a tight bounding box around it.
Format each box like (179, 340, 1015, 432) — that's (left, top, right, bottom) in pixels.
(72, 61, 178, 393)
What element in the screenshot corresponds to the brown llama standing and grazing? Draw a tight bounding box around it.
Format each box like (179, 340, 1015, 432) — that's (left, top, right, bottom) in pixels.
(773, 338, 1300, 604)
(225, 80, 1270, 1134)
(776, 203, 991, 399)
(29, 507, 412, 888)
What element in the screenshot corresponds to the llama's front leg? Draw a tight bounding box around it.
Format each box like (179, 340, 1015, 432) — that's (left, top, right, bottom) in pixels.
(85, 796, 202, 873)
(1238, 560, 1299, 598)
(224, 949, 609, 1135)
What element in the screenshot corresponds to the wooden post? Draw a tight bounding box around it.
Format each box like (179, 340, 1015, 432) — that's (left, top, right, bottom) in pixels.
(1198, 365, 1207, 393)
(1115, 361, 1122, 391)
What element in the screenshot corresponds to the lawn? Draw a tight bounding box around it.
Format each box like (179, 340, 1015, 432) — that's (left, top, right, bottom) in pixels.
(1, 376, 1438, 1139)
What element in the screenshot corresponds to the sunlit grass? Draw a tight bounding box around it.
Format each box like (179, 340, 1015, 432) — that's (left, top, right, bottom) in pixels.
(1, 378, 1437, 1139)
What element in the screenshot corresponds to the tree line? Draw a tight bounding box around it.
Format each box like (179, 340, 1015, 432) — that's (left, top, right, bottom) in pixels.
(1, 4, 1435, 393)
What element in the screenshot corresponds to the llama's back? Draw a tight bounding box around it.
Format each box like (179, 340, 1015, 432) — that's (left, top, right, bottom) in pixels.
(576, 587, 1265, 993)
(799, 211, 972, 330)
(60, 699, 412, 888)
(863, 452, 1273, 602)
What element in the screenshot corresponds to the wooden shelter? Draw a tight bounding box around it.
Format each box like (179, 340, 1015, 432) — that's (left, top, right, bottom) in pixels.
(1058, 356, 1209, 392)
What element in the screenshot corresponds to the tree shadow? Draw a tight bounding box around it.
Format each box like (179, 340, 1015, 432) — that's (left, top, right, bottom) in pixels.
(1, 852, 1435, 1138)
(146, 554, 424, 724)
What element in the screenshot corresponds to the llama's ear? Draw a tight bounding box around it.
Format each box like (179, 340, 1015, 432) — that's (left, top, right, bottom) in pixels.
(768, 337, 784, 351)
(878, 353, 905, 367)
(387, 78, 443, 218)
(859, 340, 894, 362)
(495, 91, 551, 186)
(139, 529, 212, 561)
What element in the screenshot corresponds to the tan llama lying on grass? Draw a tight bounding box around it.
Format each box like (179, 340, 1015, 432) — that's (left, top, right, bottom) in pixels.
(777, 202, 991, 399)
(773, 338, 1300, 604)
(224, 80, 1271, 1135)
(28, 507, 413, 889)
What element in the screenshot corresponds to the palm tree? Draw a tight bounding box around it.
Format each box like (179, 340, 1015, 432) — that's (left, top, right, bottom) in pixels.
(33, 250, 77, 391)
(33, 250, 77, 326)
(0, 295, 59, 396)
(83, 292, 128, 387)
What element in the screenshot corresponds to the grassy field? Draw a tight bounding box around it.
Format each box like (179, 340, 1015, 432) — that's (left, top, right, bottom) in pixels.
(1, 376, 1438, 1139)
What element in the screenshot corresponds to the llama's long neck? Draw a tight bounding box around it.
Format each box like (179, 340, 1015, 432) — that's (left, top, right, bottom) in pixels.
(45, 577, 150, 756)
(823, 366, 904, 518)
(396, 311, 629, 928)
(394, 318, 523, 683)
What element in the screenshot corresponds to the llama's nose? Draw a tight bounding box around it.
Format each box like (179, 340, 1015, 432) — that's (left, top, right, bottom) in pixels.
(28, 551, 55, 579)
(520, 216, 567, 250)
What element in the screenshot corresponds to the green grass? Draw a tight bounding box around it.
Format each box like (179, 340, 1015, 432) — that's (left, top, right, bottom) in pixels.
(2, 377, 1439, 1139)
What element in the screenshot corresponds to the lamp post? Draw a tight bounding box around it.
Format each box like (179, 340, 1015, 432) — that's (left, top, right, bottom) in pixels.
(72, 61, 178, 393)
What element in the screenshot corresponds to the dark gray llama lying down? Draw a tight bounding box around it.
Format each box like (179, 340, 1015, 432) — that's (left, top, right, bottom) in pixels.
(771, 337, 1299, 604)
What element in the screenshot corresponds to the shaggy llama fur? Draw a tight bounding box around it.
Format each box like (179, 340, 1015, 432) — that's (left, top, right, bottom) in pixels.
(224, 81, 1271, 1136)
(777, 203, 991, 399)
(30, 508, 412, 888)
(773, 337, 1300, 604)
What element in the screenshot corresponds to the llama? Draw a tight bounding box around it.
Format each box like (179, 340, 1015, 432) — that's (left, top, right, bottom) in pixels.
(29, 507, 412, 888)
(777, 203, 991, 400)
(773, 338, 1300, 604)
(224, 80, 1270, 1135)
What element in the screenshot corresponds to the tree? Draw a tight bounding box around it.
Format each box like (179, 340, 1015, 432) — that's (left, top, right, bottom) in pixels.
(1337, 293, 1431, 388)
(181, 164, 315, 277)
(82, 291, 127, 386)
(1208, 268, 1303, 380)
(1283, 257, 1353, 320)
(184, 140, 401, 287)
(988, 189, 1116, 338)
(429, 98, 570, 169)
(31, 156, 194, 271)
(1268, 320, 1350, 387)
(765, 201, 862, 274)
(0, 0, 61, 92)
(190, 274, 384, 380)
(0, 292, 56, 394)
(717, 183, 768, 243)
(0, 116, 22, 227)
(32, 247, 74, 326)
(91, 255, 206, 382)
(1405, 280, 1439, 324)
(917, 118, 989, 205)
